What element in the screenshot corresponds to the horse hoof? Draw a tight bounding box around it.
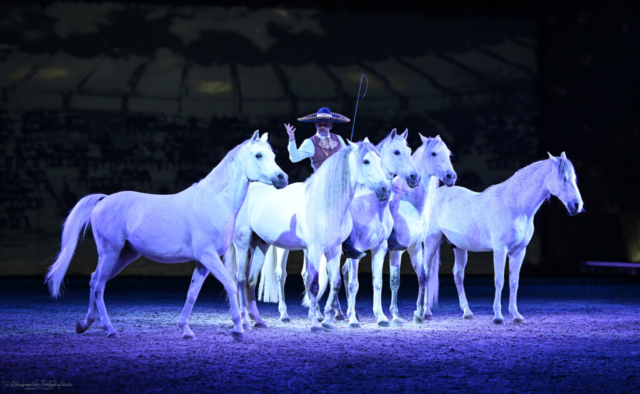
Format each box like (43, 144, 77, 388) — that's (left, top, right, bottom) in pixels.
(76, 321, 89, 334)
(335, 314, 345, 322)
(279, 317, 291, 323)
(182, 333, 196, 340)
(242, 323, 252, 331)
(413, 314, 424, 324)
(231, 331, 244, 342)
(107, 331, 120, 339)
(493, 317, 504, 324)
(254, 321, 268, 329)
(377, 320, 390, 328)
(310, 325, 323, 333)
(349, 322, 361, 329)
(463, 313, 474, 320)
(391, 318, 405, 327)
(513, 317, 526, 324)
(322, 322, 336, 331)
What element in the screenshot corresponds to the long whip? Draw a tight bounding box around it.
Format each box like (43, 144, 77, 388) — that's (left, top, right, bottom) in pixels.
(350, 74, 368, 142)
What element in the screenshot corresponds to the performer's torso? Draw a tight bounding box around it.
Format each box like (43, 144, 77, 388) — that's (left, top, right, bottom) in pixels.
(310, 134, 342, 171)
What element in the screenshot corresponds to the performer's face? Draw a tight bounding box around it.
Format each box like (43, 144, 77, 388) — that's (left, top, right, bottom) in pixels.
(316, 121, 333, 135)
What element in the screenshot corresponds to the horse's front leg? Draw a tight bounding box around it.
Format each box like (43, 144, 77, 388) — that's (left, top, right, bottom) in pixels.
(247, 243, 270, 328)
(321, 246, 342, 331)
(408, 243, 428, 323)
(178, 263, 209, 339)
(305, 247, 323, 332)
(508, 247, 527, 323)
(371, 242, 391, 327)
(345, 257, 361, 328)
(453, 248, 473, 319)
(197, 248, 244, 341)
(492, 246, 508, 324)
(276, 248, 291, 323)
(388, 250, 405, 324)
(235, 241, 253, 331)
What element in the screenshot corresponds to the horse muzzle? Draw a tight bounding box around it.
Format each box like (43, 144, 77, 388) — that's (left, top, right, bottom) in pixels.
(567, 200, 583, 216)
(375, 185, 390, 201)
(406, 173, 421, 188)
(272, 173, 288, 189)
(443, 171, 457, 187)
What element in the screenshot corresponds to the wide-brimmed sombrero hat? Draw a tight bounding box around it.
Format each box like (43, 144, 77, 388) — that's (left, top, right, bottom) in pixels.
(297, 107, 350, 123)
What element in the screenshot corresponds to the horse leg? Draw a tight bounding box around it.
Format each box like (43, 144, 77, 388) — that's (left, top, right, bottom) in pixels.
(235, 237, 253, 331)
(492, 246, 508, 324)
(389, 250, 405, 325)
(247, 242, 269, 328)
(198, 248, 244, 341)
(77, 248, 140, 334)
(305, 247, 323, 332)
(92, 249, 121, 338)
(178, 263, 209, 339)
(276, 249, 291, 323)
(321, 247, 342, 331)
(345, 257, 361, 328)
(408, 243, 428, 323)
(508, 247, 527, 323)
(371, 242, 390, 327)
(453, 248, 473, 319)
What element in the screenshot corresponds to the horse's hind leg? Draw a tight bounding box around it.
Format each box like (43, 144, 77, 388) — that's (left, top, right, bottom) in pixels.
(92, 250, 122, 338)
(492, 247, 508, 324)
(178, 263, 209, 339)
(276, 249, 290, 323)
(453, 248, 473, 319)
(508, 247, 526, 323)
(388, 250, 405, 324)
(77, 248, 139, 334)
(247, 242, 269, 328)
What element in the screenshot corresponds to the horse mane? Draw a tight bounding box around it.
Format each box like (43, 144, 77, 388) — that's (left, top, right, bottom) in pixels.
(488, 156, 573, 196)
(193, 140, 249, 202)
(304, 141, 376, 246)
(557, 156, 575, 181)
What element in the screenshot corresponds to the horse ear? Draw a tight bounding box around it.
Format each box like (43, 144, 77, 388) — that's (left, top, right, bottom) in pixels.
(560, 151, 567, 159)
(251, 130, 260, 142)
(260, 132, 269, 142)
(401, 129, 408, 139)
(389, 129, 397, 139)
(547, 152, 558, 162)
(419, 133, 428, 143)
(435, 134, 442, 141)
(347, 139, 359, 151)
(364, 137, 371, 143)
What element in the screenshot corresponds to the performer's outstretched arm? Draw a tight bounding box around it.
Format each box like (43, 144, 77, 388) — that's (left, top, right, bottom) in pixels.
(288, 139, 315, 162)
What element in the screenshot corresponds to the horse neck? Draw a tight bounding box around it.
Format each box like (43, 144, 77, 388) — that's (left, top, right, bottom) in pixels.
(196, 160, 249, 214)
(496, 160, 551, 218)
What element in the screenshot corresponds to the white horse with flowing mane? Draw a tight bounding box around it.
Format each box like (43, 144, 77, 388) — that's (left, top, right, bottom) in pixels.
(261, 129, 420, 327)
(385, 134, 457, 326)
(424, 152, 584, 324)
(178, 140, 390, 334)
(45, 131, 287, 341)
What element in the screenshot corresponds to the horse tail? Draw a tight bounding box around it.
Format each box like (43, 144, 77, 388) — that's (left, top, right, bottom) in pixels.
(258, 246, 279, 303)
(427, 246, 441, 307)
(304, 254, 328, 307)
(45, 194, 107, 298)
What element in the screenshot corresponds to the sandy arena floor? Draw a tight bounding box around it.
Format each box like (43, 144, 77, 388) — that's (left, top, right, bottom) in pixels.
(1, 275, 639, 393)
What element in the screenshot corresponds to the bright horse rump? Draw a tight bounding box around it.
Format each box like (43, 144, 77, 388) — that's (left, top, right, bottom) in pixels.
(46, 131, 287, 341)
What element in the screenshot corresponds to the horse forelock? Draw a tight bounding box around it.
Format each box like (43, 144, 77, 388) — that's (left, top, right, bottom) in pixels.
(556, 156, 575, 182)
(413, 137, 449, 172)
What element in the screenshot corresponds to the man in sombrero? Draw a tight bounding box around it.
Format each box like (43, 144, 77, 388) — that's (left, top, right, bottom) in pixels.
(284, 107, 365, 259)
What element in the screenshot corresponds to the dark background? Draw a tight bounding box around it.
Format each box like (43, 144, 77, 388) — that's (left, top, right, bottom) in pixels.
(0, 0, 637, 277)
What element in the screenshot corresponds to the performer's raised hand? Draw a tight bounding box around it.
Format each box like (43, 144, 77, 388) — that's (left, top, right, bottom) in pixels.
(284, 123, 296, 141)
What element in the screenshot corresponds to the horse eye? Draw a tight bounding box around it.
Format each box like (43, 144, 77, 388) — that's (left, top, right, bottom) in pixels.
(431, 152, 437, 157)
(256, 153, 262, 159)
(394, 150, 400, 155)
(364, 160, 370, 165)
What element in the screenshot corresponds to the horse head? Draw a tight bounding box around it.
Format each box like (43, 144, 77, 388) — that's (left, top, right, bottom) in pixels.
(377, 129, 420, 188)
(347, 140, 391, 201)
(418, 134, 457, 187)
(545, 152, 584, 216)
(244, 130, 288, 189)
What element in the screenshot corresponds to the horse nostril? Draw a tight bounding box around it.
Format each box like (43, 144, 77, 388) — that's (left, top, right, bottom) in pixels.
(410, 174, 417, 181)
(381, 187, 387, 193)
(574, 202, 579, 210)
(278, 174, 284, 180)
(446, 173, 452, 179)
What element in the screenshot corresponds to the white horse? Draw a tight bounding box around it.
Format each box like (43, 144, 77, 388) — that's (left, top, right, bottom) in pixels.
(424, 152, 584, 323)
(263, 129, 420, 327)
(386, 134, 457, 325)
(45, 131, 287, 341)
(178, 140, 390, 334)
